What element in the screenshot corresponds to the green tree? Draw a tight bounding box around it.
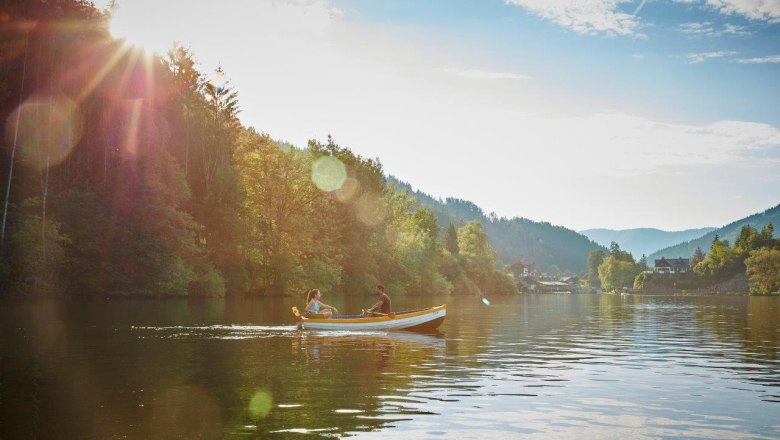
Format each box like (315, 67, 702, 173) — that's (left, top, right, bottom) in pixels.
(609, 241, 635, 263)
(587, 249, 605, 287)
(4, 198, 70, 296)
(690, 246, 706, 268)
(456, 221, 516, 295)
(694, 235, 742, 278)
(637, 254, 648, 271)
(598, 255, 637, 291)
(745, 248, 780, 295)
(444, 223, 459, 255)
(237, 130, 341, 295)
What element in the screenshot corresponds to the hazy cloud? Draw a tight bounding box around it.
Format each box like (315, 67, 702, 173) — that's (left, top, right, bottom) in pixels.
(684, 50, 736, 63)
(505, 0, 640, 36)
(679, 21, 751, 36)
(736, 54, 780, 63)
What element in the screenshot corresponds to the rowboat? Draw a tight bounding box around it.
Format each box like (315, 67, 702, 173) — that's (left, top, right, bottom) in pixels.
(291, 304, 446, 331)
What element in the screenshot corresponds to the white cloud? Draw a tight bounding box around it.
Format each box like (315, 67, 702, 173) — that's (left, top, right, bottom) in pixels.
(505, 0, 640, 36)
(679, 21, 751, 36)
(684, 50, 736, 63)
(706, 0, 780, 22)
(723, 23, 751, 35)
(736, 54, 780, 63)
(443, 68, 529, 80)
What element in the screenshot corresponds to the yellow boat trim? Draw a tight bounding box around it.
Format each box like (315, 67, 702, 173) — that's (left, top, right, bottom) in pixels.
(297, 304, 446, 324)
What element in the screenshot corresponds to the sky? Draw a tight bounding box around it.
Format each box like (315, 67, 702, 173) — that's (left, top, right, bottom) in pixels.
(102, 0, 780, 232)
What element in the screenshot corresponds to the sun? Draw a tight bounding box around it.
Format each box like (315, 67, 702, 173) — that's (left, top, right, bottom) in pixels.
(108, 3, 173, 56)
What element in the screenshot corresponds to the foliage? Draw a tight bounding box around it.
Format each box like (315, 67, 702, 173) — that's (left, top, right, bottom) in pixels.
(745, 248, 780, 295)
(456, 221, 517, 295)
(690, 246, 706, 268)
(692, 224, 775, 280)
(444, 223, 459, 255)
(598, 255, 638, 291)
(587, 250, 605, 279)
(390, 178, 606, 273)
(4, 199, 70, 296)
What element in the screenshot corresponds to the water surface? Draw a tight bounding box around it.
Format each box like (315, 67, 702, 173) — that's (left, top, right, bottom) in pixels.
(1, 294, 778, 439)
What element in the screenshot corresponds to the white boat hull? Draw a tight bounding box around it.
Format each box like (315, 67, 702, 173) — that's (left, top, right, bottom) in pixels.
(292, 305, 446, 331)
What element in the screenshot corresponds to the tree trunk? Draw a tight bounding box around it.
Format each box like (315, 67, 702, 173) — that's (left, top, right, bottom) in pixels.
(1, 33, 29, 246)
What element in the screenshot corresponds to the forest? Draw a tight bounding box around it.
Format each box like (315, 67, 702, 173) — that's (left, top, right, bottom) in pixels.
(0, 0, 518, 298)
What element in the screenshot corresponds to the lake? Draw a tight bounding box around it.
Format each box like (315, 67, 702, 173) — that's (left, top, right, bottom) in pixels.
(1, 294, 778, 439)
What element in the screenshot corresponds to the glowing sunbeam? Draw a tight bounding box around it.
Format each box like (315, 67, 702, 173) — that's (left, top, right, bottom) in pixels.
(76, 43, 132, 103)
(122, 99, 143, 157)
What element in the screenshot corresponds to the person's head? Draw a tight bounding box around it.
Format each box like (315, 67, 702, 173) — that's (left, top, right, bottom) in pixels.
(306, 289, 321, 303)
(376, 284, 385, 295)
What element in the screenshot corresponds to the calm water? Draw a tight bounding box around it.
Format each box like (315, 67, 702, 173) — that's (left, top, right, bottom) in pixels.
(1, 294, 779, 439)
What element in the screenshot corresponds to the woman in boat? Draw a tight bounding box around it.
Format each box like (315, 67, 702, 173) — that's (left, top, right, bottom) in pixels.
(305, 289, 338, 318)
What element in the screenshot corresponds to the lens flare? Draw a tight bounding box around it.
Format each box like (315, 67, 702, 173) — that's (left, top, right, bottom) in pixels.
(311, 156, 347, 192)
(355, 193, 386, 226)
(335, 176, 359, 202)
(5, 95, 83, 170)
(209, 68, 229, 92)
(249, 389, 273, 419)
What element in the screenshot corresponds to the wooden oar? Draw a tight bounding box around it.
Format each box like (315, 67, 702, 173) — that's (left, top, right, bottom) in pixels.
(363, 310, 395, 318)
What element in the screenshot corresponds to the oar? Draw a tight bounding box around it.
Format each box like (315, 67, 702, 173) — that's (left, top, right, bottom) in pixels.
(363, 310, 395, 318)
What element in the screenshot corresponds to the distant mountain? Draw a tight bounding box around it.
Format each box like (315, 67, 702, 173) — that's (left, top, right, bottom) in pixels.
(647, 204, 780, 262)
(390, 178, 606, 274)
(580, 227, 716, 259)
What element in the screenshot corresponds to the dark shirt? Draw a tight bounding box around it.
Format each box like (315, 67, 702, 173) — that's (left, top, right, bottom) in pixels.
(377, 292, 392, 314)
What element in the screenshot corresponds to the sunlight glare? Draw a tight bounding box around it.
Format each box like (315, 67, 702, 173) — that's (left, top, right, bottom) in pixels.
(6, 95, 83, 170)
(249, 389, 273, 419)
(335, 177, 359, 202)
(355, 193, 386, 226)
(108, 5, 170, 55)
(311, 156, 347, 192)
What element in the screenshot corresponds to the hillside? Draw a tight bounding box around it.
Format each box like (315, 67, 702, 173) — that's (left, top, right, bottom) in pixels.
(648, 204, 780, 262)
(580, 227, 716, 259)
(391, 178, 606, 273)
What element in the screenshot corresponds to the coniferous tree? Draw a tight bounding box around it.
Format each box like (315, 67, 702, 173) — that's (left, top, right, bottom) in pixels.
(444, 223, 459, 255)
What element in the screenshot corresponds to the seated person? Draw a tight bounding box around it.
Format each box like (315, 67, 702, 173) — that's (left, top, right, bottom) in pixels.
(305, 289, 338, 318)
(363, 284, 392, 316)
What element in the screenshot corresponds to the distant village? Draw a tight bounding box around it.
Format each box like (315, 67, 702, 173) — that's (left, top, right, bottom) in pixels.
(511, 257, 691, 294)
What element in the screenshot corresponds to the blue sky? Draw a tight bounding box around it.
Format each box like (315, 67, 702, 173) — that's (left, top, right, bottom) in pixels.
(106, 0, 780, 231)
(339, 0, 780, 125)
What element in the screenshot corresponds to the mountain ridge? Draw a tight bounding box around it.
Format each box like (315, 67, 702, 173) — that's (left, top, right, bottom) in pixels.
(580, 227, 717, 259)
(390, 178, 606, 274)
(647, 204, 780, 262)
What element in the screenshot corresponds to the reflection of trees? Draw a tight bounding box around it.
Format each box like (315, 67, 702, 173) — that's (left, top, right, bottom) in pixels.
(255, 331, 445, 436)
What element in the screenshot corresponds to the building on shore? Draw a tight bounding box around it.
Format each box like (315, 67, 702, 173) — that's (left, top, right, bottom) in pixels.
(654, 257, 690, 274)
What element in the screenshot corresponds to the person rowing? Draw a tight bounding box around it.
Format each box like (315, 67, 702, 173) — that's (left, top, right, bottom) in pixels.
(362, 284, 392, 316)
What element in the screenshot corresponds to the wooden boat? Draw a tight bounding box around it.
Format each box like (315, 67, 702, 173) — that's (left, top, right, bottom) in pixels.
(291, 304, 446, 331)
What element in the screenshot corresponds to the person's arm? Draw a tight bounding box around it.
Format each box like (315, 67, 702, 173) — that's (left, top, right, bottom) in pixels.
(366, 300, 382, 313)
(320, 302, 338, 312)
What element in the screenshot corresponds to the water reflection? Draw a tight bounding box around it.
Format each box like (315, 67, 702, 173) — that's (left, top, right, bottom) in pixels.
(1, 294, 778, 439)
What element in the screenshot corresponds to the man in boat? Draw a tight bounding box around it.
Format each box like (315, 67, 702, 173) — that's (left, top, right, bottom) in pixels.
(363, 284, 392, 316)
